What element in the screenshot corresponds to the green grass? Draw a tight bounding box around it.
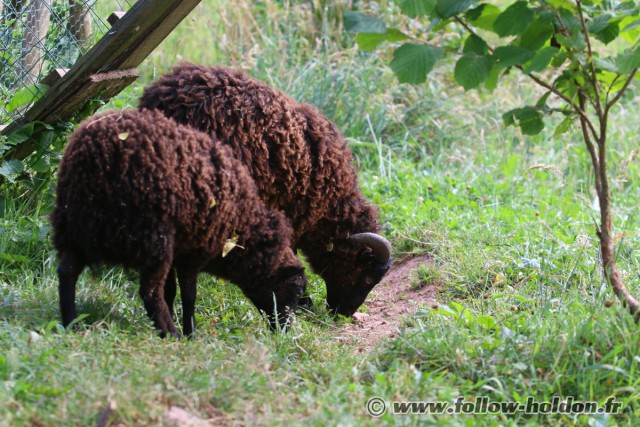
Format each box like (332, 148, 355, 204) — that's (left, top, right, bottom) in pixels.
(2, 0, 640, 425)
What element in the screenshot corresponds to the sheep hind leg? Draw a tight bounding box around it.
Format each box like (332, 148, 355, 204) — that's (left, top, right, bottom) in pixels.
(176, 268, 198, 337)
(139, 263, 179, 339)
(57, 251, 85, 328)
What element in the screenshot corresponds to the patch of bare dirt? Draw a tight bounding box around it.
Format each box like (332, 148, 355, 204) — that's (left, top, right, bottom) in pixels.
(164, 404, 237, 427)
(337, 254, 439, 352)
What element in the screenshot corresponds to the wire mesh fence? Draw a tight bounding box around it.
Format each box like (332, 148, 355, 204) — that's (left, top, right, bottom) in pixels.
(0, 0, 136, 126)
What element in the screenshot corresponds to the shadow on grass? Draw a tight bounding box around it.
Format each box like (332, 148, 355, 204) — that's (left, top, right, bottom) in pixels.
(0, 266, 143, 333)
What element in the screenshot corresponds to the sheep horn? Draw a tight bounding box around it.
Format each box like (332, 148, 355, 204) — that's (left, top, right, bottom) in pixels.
(348, 232, 392, 264)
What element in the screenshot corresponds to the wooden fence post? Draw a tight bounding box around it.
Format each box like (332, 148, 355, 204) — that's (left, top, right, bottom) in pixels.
(69, 0, 92, 47)
(22, 0, 51, 84)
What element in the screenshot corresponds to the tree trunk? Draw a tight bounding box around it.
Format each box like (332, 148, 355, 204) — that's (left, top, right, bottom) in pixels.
(597, 160, 640, 321)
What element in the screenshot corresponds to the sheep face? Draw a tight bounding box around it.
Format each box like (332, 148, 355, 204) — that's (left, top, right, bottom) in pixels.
(317, 240, 392, 317)
(244, 265, 307, 328)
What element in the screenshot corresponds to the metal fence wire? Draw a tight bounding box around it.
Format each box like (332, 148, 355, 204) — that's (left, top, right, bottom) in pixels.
(0, 0, 135, 125)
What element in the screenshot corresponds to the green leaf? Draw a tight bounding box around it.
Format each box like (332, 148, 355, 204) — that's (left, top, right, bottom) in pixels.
(556, 33, 587, 51)
(454, 53, 492, 90)
(476, 315, 497, 330)
(587, 13, 621, 45)
(593, 22, 620, 45)
(620, 16, 640, 43)
(400, 0, 436, 18)
(536, 91, 552, 109)
(493, 2, 534, 37)
(466, 4, 501, 31)
(523, 46, 559, 74)
(502, 107, 544, 135)
(7, 122, 36, 146)
(551, 51, 568, 67)
(598, 71, 626, 93)
(588, 14, 613, 33)
(484, 66, 502, 91)
(545, 0, 576, 11)
(554, 72, 579, 99)
(613, 1, 639, 18)
(554, 117, 574, 137)
(6, 84, 49, 113)
(558, 10, 582, 35)
(356, 28, 409, 51)
(390, 43, 444, 84)
(621, 16, 640, 31)
(30, 155, 50, 173)
(0, 160, 24, 183)
(519, 20, 554, 51)
(616, 48, 640, 74)
(343, 12, 386, 34)
(463, 34, 489, 55)
(594, 57, 619, 73)
(493, 46, 534, 69)
(435, 0, 475, 19)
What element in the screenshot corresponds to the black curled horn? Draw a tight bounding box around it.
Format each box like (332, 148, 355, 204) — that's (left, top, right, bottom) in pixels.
(348, 232, 392, 264)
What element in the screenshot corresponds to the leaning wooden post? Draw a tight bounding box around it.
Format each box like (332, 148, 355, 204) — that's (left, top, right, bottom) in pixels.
(22, 0, 51, 84)
(2, 0, 202, 160)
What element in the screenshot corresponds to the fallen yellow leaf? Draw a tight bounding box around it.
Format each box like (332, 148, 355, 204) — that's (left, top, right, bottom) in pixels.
(222, 234, 240, 257)
(492, 272, 506, 287)
(117, 132, 129, 140)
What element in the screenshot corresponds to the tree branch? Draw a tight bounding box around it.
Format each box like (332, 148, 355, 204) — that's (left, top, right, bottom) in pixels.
(453, 16, 599, 142)
(606, 68, 637, 111)
(578, 91, 601, 194)
(454, 16, 494, 54)
(525, 72, 599, 142)
(576, 0, 603, 117)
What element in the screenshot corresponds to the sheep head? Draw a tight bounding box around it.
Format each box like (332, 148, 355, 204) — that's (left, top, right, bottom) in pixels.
(304, 232, 392, 317)
(244, 265, 307, 329)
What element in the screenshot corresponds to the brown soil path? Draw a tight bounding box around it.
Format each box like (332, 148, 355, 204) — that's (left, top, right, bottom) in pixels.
(337, 254, 439, 352)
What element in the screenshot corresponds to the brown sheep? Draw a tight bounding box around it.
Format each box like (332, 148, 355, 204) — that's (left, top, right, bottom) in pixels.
(139, 64, 392, 317)
(51, 109, 307, 337)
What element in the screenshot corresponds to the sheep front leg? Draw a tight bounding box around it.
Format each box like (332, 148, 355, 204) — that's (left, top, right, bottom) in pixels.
(164, 268, 177, 318)
(57, 251, 85, 328)
(176, 268, 198, 337)
(139, 263, 179, 339)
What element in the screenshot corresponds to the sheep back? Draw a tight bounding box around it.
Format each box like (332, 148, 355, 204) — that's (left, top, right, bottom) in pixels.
(138, 64, 369, 239)
(52, 109, 274, 268)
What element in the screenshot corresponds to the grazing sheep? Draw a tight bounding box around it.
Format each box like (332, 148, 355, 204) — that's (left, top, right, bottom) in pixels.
(139, 64, 392, 317)
(51, 109, 307, 337)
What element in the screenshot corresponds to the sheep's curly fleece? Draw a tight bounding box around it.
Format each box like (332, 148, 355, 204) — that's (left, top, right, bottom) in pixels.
(139, 64, 380, 242)
(51, 109, 304, 336)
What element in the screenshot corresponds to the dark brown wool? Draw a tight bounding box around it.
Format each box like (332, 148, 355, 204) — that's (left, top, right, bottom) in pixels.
(51, 109, 306, 337)
(139, 64, 391, 316)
